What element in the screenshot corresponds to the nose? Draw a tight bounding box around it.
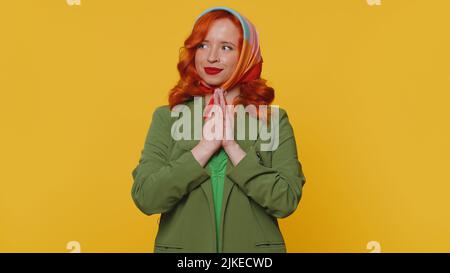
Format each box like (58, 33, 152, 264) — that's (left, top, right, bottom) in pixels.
(207, 45, 220, 63)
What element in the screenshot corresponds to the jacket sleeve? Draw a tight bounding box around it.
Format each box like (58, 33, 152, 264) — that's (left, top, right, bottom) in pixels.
(226, 108, 307, 218)
(131, 106, 210, 216)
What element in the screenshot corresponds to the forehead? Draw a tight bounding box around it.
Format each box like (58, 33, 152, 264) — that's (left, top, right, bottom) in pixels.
(204, 18, 240, 43)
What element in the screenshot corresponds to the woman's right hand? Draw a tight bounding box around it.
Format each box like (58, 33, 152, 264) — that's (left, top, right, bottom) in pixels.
(191, 89, 223, 167)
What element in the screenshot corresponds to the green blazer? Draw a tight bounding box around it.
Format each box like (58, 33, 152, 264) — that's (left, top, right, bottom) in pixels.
(131, 97, 307, 253)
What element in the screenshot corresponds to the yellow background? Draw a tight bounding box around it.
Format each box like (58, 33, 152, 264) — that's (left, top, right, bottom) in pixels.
(1, 0, 449, 253)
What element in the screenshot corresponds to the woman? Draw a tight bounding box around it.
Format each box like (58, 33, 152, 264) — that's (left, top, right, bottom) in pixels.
(131, 6, 306, 253)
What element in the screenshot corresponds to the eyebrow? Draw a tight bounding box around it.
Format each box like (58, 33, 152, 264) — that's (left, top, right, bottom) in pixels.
(203, 40, 237, 47)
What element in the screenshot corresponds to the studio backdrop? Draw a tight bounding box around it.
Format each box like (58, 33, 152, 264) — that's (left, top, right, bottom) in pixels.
(1, 0, 449, 252)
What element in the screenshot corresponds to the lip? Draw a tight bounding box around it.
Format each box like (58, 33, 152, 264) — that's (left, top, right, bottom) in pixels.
(204, 67, 224, 75)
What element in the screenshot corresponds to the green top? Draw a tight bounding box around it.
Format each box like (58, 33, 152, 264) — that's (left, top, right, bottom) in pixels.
(206, 148, 228, 252)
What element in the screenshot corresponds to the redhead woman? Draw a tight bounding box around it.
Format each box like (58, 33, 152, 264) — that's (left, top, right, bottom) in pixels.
(131, 6, 306, 253)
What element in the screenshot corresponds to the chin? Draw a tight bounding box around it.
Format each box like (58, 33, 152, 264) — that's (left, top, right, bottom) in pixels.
(203, 78, 224, 87)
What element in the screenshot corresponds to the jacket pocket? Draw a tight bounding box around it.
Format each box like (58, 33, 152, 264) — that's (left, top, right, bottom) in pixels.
(255, 241, 285, 248)
(254, 241, 286, 253)
(154, 243, 184, 252)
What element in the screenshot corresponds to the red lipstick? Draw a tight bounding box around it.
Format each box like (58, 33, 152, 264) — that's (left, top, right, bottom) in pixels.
(204, 67, 223, 75)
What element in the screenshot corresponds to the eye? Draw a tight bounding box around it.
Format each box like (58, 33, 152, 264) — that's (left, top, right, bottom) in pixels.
(222, 45, 233, 51)
(197, 43, 207, 49)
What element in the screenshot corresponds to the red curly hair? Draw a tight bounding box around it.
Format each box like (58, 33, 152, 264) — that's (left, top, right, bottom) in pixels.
(168, 10, 275, 121)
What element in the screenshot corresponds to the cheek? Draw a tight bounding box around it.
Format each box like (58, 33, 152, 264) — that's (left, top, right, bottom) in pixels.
(194, 52, 204, 69)
(224, 53, 239, 71)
